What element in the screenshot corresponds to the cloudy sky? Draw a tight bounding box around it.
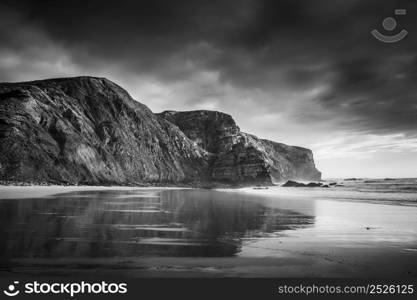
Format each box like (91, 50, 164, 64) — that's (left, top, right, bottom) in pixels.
(1, 0, 416, 178)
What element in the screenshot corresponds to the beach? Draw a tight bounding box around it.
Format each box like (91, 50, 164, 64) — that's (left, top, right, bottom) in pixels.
(0, 180, 416, 278)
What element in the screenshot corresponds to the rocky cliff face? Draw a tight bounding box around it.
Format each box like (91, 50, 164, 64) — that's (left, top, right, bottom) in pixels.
(158, 110, 321, 184)
(0, 77, 209, 184)
(0, 76, 320, 185)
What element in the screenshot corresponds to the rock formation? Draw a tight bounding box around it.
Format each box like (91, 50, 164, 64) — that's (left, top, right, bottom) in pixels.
(159, 110, 321, 184)
(0, 77, 209, 185)
(0, 76, 321, 186)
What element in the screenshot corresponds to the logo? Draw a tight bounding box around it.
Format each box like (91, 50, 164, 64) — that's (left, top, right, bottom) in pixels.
(3, 281, 127, 297)
(371, 9, 408, 43)
(3, 281, 20, 297)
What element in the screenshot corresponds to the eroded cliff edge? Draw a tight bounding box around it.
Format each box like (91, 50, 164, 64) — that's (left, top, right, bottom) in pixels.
(0, 76, 320, 185)
(158, 110, 321, 184)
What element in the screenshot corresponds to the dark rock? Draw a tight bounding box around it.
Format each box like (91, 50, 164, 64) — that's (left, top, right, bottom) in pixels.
(159, 110, 239, 154)
(0, 76, 321, 186)
(306, 182, 323, 187)
(282, 180, 329, 188)
(159, 111, 321, 185)
(0, 77, 209, 185)
(329, 182, 337, 186)
(282, 180, 331, 188)
(282, 180, 304, 187)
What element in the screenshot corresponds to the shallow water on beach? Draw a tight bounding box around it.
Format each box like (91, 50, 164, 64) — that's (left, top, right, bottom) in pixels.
(0, 189, 316, 258)
(0, 180, 417, 277)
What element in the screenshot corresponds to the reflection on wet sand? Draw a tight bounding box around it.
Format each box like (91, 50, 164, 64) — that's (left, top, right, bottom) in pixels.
(0, 190, 315, 260)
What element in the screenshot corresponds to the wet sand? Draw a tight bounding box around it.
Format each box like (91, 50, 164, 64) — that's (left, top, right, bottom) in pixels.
(0, 185, 185, 199)
(0, 185, 416, 278)
(3, 248, 417, 278)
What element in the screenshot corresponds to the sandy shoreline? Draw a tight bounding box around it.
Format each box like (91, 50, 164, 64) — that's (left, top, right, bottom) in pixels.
(220, 185, 417, 207)
(1, 184, 416, 278)
(2, 183, 416, 206)
(0, 185, 187, 199)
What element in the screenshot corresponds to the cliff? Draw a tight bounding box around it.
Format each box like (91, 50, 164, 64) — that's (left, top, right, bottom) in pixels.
(0, 77, 209, 184)
(0, 76, 320, 185)
(158, 110, 321, 184)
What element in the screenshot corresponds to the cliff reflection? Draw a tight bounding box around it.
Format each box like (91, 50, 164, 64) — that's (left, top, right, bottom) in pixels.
(0, 189, 314, 259)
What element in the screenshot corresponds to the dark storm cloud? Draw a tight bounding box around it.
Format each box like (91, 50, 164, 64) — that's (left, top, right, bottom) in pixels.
(0, 0, 417, 136)
(318, 53, 417, 134)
